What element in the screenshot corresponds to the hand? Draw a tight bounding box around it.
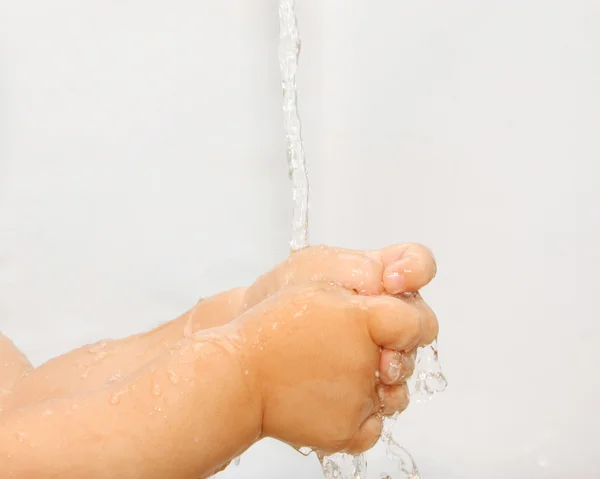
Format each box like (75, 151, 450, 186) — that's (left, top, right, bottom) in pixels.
(242, 244, 439, 388)
(243, 243, 438, 311)
(229, 279, 438, 455)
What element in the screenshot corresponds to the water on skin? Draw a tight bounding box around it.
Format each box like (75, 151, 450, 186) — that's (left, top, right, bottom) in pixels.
(152, 383, 163, 397)
(109, 389, 127, 405)
(167, 369, 181, 385)
(81, 341, 113, 379)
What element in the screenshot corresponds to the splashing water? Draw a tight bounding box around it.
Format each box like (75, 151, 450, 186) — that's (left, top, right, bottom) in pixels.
(279, 0, 309, 251)
(277, 2, 447, 478)
(408, 341, 448, 404)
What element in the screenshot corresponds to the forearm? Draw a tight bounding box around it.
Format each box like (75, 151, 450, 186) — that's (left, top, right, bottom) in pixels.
(8, 287, 246, 409)
(0, 330, 261, 479)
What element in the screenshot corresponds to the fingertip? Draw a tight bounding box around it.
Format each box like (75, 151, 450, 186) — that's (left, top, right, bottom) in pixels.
(381, 244, 437, 294)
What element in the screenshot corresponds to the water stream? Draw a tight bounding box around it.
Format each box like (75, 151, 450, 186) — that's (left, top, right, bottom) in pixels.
(279, 0, 310, 251)
(277, 1, 447, 478)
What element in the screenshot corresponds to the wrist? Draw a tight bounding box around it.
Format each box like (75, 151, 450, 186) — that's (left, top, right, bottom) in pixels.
(225, 328, 263, 441)
(191, 326, 263, 468)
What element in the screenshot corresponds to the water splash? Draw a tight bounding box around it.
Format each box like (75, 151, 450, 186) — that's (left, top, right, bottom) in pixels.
(322, 430, 420, 479)
(377, 415, 421, 479)
(320, 453, 367, 479)
(278, 0, 309, 251)
(408, 341, 448, 404)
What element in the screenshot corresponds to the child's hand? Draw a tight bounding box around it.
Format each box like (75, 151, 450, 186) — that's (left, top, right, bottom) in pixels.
(230, 278, 438, 455)
(244, 244, 436, 321)
(242, 244, 438, 389)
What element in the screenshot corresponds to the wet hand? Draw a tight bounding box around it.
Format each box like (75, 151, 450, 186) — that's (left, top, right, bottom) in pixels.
(230, 279, 438, 455)
(243, 244, 438, 316)
(242, 243, 439, 408)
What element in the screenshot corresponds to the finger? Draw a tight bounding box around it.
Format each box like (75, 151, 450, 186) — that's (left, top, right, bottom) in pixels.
(400, 292, 439, 346)
(378, 383, 410, 416)
(379, 349, 415, 385)
(352, 295, 423, 351)
(368, 243, 437, 295)
(344, 415, 383, 455)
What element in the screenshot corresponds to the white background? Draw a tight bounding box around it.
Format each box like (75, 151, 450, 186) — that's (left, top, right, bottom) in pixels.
(1, 1, 599, 478)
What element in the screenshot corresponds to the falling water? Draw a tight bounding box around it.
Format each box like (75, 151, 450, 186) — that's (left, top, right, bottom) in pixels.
(276, 1, 447, 478)
(278, 0, 310, 251)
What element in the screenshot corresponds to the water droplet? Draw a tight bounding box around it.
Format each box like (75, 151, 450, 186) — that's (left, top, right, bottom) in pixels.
(42, 408, 53, 416)
(17, 432, 25, 443)
(109, 389, 127, 405)
(108, 371, 122, 383)
(294, 304, 308, 318)
(377, 385, 385, 409)
(298, 447, 312, 456)
(167, 370, 180, 385)
(244, 369, 249, 375)
(152, 383, 162, 397)
(233, 456, 241, 466)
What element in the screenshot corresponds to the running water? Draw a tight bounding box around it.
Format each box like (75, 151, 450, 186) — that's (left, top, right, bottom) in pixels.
(276, 2, 447, 478)
(278, 0, 310, 251)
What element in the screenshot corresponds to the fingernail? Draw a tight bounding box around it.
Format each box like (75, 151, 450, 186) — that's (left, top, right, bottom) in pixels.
(384, 268, 405, 294)
(387, 353, 401, 382)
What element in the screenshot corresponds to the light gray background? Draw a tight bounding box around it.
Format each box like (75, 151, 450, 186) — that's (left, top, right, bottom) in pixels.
(1, 1, 598, 478)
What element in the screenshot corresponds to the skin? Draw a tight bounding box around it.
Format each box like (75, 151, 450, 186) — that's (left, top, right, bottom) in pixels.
(0, 243, 438, 478)
(0, 335, 33, 408)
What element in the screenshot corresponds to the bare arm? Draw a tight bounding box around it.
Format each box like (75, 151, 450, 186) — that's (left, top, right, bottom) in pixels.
(0, 243, 440, 478)
(0, 329, 261, 479)
(0, 334, 32, 395)
(6, 287, 246, 410)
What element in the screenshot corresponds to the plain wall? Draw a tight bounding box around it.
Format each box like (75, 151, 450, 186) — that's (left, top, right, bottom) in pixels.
(1, 1, 598, 478)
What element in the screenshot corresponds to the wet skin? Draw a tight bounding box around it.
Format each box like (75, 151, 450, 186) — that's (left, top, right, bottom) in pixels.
(0, 243, 438, 478)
